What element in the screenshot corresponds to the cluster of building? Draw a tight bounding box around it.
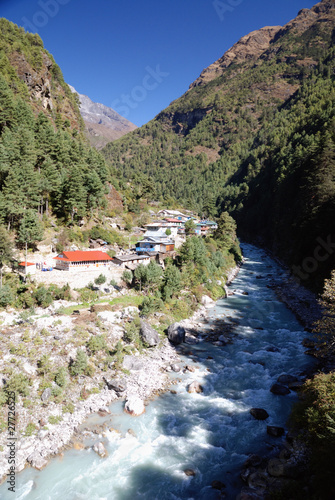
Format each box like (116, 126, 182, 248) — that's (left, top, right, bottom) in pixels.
(50, 210, 218, 272)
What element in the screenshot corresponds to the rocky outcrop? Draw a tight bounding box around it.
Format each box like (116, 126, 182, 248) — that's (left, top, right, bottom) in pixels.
(201, 295, 215, 308)
(8, 50, 81, 129)
(189, 27, 281, 89)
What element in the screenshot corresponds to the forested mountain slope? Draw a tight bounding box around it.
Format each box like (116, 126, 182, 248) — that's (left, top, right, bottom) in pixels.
(102, 0, 335, 290)
(0, 18, 114, 227)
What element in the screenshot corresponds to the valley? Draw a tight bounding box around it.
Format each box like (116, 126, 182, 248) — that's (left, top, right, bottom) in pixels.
(0, 0, 334, 498)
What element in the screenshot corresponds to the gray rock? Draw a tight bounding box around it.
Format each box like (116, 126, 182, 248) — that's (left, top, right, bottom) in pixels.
(104, 377, 126, 393)
(270, 383, 291, 395)
(92, 442, 108, 458)
(27, 452, 48, 470)
(247, 471, 268, 491)
(201, 295, 215, 307)
(277, 374, 298, 385)
(171, 364, 181, 372)
(184, 468, 196, 476)
(250, 408, 269, 420)
(167, 323, 185, 344)
(41, 388, 52, 402)
(124, 396, 145, 416)
(122, 355, 145, 371)
(188, 381, 203, 393)
(140, 320, 160, 346)
(267, 458, 285, 477)
(267, 425, 285, 437)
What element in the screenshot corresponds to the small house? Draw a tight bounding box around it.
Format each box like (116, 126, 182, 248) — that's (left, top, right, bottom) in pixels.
(113, 254, 151, 269)
(53, 251, 112, 271)
(136, 237, 175, 255)
(18, 262, 36, 275)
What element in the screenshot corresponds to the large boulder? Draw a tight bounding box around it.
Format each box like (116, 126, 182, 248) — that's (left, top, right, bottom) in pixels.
(201, 295, 215, 307)
(267, 425, 285, 437)
(249, 408, 269, 420)
(124, 396, 145, 416)
(188, 381, 203, 393)
(277, 374, 298, 385)
(167, 323, 185, 344)
(41, 388, 52, 402)
(92, 442, 108, 458)
(270, 383, 291, 395)
(103, 377, 127, 393)
(140, 320, 160, 346)
(122, 355, 145, 371)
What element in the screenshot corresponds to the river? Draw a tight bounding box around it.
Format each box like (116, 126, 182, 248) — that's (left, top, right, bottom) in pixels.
(1, 244, 313, 499)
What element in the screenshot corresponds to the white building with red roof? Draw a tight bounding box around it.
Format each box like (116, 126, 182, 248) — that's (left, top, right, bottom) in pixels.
(53, 251, 112, 271)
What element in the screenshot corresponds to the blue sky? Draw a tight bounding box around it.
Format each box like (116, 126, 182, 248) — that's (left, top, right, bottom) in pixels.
(1, 0, 317, 126)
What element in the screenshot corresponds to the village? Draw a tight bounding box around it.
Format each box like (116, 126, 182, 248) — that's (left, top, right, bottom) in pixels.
(17, 209, 218, 289)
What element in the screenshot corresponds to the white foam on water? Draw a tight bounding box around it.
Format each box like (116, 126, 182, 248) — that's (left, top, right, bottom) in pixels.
(0, 244, 314, 500)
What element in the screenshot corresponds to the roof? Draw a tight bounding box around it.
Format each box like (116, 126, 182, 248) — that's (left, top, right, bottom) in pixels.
(19, 262, 35, 267)
(53, 251, 112, 262)
(114, 254, 150, 262)
(138, 237, 175, 244)
(164, 218, 183, 223)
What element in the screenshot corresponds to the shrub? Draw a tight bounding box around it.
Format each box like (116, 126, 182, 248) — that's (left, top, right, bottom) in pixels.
(0, 286, 13, 308)
(69, 350, 88, 376)
(54, 367, 68, 387)
(37, 354, 52, 376)
(124, 318, 141, 346)
(48, 415, 62, 425)
(62, 402, 75, 414)
(86, 335, 107, 354)
(94, 274, 106, 285)
(34, 286, 53, 308)
(140, 296, 164, 316)
(85, 364, 96, 377)
(122, 270, 132, 284)
(6, 373, 31, 396)
(25, 423, 37, 436)
(291, 371, 335, 495)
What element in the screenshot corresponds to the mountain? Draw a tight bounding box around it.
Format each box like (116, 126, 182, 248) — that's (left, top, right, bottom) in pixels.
(69, 85, 137, 149)
(102, 0, 335, 291)
(0, 18, 118, 227)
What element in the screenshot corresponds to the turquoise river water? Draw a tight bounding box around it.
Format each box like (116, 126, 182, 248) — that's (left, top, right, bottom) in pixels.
(0, 244, 314, 500)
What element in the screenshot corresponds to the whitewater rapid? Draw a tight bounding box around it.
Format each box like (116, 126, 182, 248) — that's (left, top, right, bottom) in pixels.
(1, 244, 313, 499)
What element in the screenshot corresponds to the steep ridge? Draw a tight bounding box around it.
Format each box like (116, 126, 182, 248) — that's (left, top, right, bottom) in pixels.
(102, 0, 335, 291)
(0, 18, 119, 226)
(69, 85, 137, 149)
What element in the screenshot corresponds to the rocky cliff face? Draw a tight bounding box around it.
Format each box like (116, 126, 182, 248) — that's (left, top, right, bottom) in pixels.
(189, 26, 281, 89)
(0, 18, 84, 132)
(189, 0, 334, 90)
(69, 85, 137, 149)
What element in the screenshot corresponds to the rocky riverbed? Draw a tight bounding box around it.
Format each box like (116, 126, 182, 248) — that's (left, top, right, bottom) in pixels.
(0, 264, 241, 485)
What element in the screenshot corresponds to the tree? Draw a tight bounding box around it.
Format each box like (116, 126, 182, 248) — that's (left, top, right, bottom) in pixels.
(134, 264, 148, 292)
(162, 264, 182, 300)
(214, 212, 237, 249)
(17, 210, 43, 276)
(314, 270, 335, 356)
(0, 226, 13, 288)
(184, 219, 196, 235)
(145, 261, 163, 292)
(165, 228, 172, 236)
